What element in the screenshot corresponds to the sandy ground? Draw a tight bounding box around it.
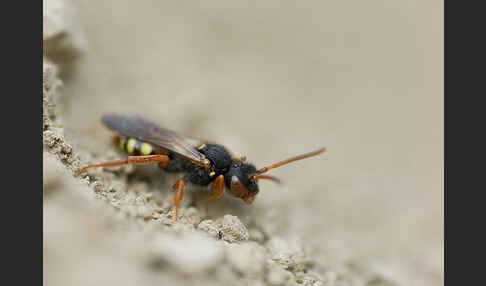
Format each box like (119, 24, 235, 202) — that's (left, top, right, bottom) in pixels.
(43, 0, 443, 285)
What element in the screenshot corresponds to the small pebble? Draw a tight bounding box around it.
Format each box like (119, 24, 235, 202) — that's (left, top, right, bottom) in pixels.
(198, 220, 220, 239)
(198, 215, 249, 243)
(217, 215, 249, 243)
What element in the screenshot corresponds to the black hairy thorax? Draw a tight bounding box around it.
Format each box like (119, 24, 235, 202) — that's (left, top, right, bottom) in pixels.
(164, 144, 232, 186)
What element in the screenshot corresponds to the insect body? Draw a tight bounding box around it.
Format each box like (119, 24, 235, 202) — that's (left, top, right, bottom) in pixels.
(78, 114, 326, 221)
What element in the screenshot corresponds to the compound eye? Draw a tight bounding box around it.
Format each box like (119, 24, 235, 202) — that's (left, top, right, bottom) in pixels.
(230, 176, 249, 198)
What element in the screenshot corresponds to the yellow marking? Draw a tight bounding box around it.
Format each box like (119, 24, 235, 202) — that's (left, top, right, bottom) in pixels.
(140, 142, 153, 155)
(126, 138, 137, 154)
(119, 137, 125, 151)
(209, 171, 216, 177)
(197, 144, 206, 150)
(202, 159, 211, 169)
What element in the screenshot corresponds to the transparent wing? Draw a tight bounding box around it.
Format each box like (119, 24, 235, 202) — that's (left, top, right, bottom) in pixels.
(102, 114, 209, 166)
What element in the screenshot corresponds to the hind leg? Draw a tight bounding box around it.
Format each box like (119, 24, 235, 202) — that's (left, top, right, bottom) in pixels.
(77, 155, 171, 174)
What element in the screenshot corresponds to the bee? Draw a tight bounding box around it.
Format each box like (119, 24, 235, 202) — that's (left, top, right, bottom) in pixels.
(78, 114, 326, 221)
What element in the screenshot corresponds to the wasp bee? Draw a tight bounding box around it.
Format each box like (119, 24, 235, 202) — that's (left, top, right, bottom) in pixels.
(78, 114, 326, 221)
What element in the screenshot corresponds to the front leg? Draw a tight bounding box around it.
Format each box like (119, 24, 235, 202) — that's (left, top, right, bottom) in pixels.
(205, 175, 225, 213)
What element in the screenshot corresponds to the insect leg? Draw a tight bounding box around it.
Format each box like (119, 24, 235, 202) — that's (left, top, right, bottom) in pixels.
(77, 155, 171, 174)
(155, 148, 171, 169)
(172, 179, 185, 222)
(205, 175, 225, 214)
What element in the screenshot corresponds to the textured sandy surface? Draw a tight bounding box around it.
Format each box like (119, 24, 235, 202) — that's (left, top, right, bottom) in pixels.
(43, 0, 443, 285)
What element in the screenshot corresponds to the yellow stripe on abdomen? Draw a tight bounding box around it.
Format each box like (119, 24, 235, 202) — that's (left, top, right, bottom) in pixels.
(118, 137, 126, 151)
(126, 138, 137, 154)
(140, 142, 154, 155)
(116, 136, 155, 156)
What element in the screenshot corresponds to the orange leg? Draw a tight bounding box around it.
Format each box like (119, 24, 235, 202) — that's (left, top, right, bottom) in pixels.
(205, 175, 225, 213)
(155, 148, 171, 168)
(77, 155, 171, 174)
(172, 179, 185, 222)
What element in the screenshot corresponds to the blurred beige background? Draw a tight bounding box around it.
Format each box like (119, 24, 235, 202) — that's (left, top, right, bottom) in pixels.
(61, 0, 442, 285)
